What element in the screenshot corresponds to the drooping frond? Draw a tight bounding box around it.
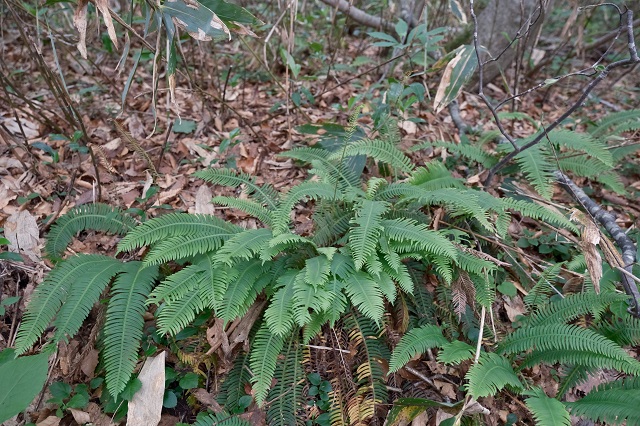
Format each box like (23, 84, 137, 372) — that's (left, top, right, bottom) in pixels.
(413, 141, 497, 168)
(15, 254, 123, 355)
(343, 271, 385, 324)
(192, 411, 252, 426)
(436, 340, 475, 365)
(148, 263, 204, 304)
(381, 218, 457, 259)
(266, 337, 304, 426)
(117, 213, 240, 253)
(279, 147, 360, 188)
(591, 109, 640, 138)
(103, 262, 158, 397)
(328, 138, 414, 173)
(213, 228, 273, 266)
(526, 292, 627, 327)
(51, 257, 123, 344)
(564, 377, 640, 425)
(497, 324, 640, 373)
(217, 353, 252, 412)
(143, 232, 229, 265)
(311, 205, 353, 246)
(272, 181, 337, 234)
(194, 168, 280, 209)
(212, 196, 274, 227)
(557, 156, 611, 178)
(514, 144, 555, 199)
(45, 203, 137, 259)
(597, 316, 640, 346)
(264, 271, 298, 336)
(549, 129, 613, 166)
(250, 323, 285, 406)
(218, 260, 268, 322)
(465, 352, 523, 398)
(304, 254, 332, 287)
(388, 324, 448, 373)
(524, 387, 571, 426)
(519, 349, 640, 375)
(417, 188, 494, 232)
(408, 161, 466, 190)
(500, 197, 577, 233)
(594, 171, 626, 195)
(349, 200, 388, 270)
(156, 286, 208, 336)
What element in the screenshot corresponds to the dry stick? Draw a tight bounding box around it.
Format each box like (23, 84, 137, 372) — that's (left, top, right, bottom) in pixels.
(483, 7, 640, 187)
(555, 171, 640, 315)
(318, 0, 394, 32)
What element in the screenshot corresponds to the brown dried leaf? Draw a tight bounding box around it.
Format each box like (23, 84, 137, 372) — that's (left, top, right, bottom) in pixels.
(73, 0, 89, 58)
(95, 0, 119, 50)
(5, 210, 40, 262)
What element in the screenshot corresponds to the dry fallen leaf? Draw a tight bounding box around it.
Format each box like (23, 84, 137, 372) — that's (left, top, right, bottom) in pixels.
(4, 210, 40, 262)
(127, 352, 166, 426)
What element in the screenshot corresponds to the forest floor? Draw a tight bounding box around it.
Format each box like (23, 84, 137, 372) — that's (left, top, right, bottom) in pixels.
(1, 10, 640, 426)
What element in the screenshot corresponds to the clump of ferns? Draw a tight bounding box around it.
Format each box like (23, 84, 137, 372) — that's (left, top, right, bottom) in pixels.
(387, 267, 640, 425)
(13, 109, 579, 421)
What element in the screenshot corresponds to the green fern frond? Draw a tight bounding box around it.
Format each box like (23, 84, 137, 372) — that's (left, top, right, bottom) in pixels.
(198, 257, 230, 310)
(565, 377, 640, 425)
(409, 161, 466, 189)
(497, 324, 640, 369)
(192, 410, 252, 426)
(218, 260, 269, 322)
(213, 228, 273, 266)
(194, 168, 280, 209)
(148, 263, 204, 304)
(557, 364, 592, 399)
(514, 144, 555, 199)
(414, 142, 497, 168)
(103, 262, 158, 397)
(279, 147, 360, 188)
(524, 387, 571, 426)
(497, 111, 539, 128)
(45, 203, 137, 259)
(436, 340, 475, 365)
(500, 198, 577, 233)
(343, 271, 385, 324)
(328, 138, 414, 173)
(418, 188, 494, 232)
(374, 182, 427, 201)
(304, 254, 332, 287)
(266, 337, 304, 426)
(381, 257, 414, 294)
(465, 352, 523, 398)
(212, 196, 274, 226)
(143, 233, 229, 265)
(557, 156, 611, 178)
(349, 200, 388, 270)
(156, 287, 208, 336)
(217, 353, 252, 411)
(264, 271, 298, 336)
(526, 292, 627, 327)
(117, 213, 240, 253)
(382, 218, 457, 259)
(51, 257, 124, 344)
(273, 181, 337, 234)
(520, 349, 640, 375)
(15, 254, 123, 355)
(549, 129, 613, 166)
(610, 142, 640, 162)
(388, 324, 448, 372)
(311, 205, 353, 247)
(597, 316, 640, 346)
(454, 250, 498, 275)
(250, 323, 285, 406)
(595, 171, 626, 195)
(591, 109, 640, 138)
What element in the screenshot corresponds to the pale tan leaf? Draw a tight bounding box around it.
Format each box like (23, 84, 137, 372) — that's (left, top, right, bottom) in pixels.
(69, 408, 91, 424)
(73, 0, 89, 58)
(95, 0, 119, 50)
(127, 352, 165, 426)
(194, 185, 216, 215)
(5, 210, 40, 262)
(36, 416, 60, 426)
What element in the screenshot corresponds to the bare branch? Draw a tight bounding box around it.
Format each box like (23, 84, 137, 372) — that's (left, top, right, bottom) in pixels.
(318, 0, 394, 32)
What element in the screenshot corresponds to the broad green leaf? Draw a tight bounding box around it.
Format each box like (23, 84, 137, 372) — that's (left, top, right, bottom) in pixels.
(160, 0, 230, 42)
(0, 352, 49, 423)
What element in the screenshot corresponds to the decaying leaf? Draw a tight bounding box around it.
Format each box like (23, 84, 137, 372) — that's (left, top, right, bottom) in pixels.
(433, 45, 478, 114)
(127, 352, 165, 426)
(73, 0, 89, 58)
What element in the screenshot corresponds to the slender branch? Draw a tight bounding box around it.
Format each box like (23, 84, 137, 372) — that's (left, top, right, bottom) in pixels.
(555, 171, 640, 316)
(318, 0, 394, 32)
(483, 7, 640, 186)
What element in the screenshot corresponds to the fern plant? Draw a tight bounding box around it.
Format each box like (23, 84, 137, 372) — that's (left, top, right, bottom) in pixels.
(13, 107, 587, 424)
(413, 109, 640, 198)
